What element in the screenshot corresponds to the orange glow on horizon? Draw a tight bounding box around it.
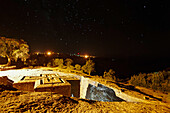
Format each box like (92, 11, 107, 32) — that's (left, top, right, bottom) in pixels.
(84, 55, 89, 58)
(47, 51, 52, 56)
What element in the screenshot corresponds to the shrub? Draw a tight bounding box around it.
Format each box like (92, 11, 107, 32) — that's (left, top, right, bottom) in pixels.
(75, 64, 81, 71)
(129, 71, 170, 93)
(103, 69, 116, 81)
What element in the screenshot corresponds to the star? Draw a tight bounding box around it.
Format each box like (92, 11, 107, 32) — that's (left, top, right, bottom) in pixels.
(76, 41, 79, 43)
(140, 40, 144, 44)
(140, 33, 144, 38)
(106, 9, 110, 11)
(27, 12, 29, 17)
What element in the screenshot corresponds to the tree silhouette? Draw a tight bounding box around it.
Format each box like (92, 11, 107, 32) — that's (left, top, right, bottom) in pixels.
(65, 58, 73, 72)
(75, 64, 81, 71)
(58, 59, 64, 68)
(0, 37, 29, 66)
(53, 58, 60, 66)
(65, 58, 73, 67)
(103, 69, 116, 80)
(82, 59, 95, 75)
(52, 58, 64, 68)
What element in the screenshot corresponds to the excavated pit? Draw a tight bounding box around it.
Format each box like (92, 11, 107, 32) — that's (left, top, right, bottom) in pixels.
(0, 69, 129, 102)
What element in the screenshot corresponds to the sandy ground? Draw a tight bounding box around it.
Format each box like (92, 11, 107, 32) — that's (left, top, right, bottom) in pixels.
(0, 91, 169, 113)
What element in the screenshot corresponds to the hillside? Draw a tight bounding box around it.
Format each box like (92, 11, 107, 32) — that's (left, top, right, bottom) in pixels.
(0, 91, 169, 113)
(0, 67, 169, 112)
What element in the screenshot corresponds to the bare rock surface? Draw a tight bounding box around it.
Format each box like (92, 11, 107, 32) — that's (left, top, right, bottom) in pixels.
(0, 91, 169, 113)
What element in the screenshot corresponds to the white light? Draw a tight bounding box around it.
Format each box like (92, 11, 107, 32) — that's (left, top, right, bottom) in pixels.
(47, 51, 52, 56)
(84, 55, 89, 58)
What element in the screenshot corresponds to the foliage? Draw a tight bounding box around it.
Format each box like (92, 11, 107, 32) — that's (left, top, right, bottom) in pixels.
(129, 71, 170, 93)
(46, 58, 64, 68)
(36, 55, 46, 66)
(82, 59, 95, 75)
(29, 59, 37, 66)
(53, 58, 64, 68)
(103, 69, 116, 81)
(58, 60, 64, 68)
(57, 59, 64, 68)
(47, 62, 52, 67)
(64, 58, 73, 72)
(53, 58, 59, 66)
(65, 58, 73, 67)
(0, 37, 29, 66)
(75, 64, 81, 71)
(66, 65, 75, 72)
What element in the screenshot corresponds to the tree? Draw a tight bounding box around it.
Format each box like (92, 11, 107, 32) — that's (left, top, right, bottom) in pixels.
(82, 59, 95, 75)
(52, 58, 64, 68)
(36, 54, 46, 66)
(29, 59, 37, 66)
(58, 59, 64, 68)
(53, 58, 60, 66)
(65, 58, 73, 72)
(75, 64, 81, 71)
(103, 69, 116, 80)
(0, 37, 29, 66)
(47, 62, 52, 67)
(65, 58, 73, 67)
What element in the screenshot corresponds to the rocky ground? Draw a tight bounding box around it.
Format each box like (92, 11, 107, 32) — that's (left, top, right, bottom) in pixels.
(0, 90, 169, 113)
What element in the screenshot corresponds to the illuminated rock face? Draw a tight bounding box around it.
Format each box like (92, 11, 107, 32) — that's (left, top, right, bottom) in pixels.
(86, 84, 124, 102)
(13, 76, 41, 92)
(80, 76, 124, 102)
(13, 82, 35, 92)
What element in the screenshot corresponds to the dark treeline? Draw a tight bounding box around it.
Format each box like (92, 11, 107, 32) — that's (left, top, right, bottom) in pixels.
(1, 54, 170, 79)
(94, 56, 170, 79)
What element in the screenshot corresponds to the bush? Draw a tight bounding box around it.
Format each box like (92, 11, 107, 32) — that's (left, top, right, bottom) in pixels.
(103, 69, 116, 81)
(75, 64, 81, 71)
(129, 71, 170, 93)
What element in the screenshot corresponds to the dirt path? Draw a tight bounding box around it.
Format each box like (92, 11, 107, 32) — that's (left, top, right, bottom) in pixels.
(0, 91, 169, 113)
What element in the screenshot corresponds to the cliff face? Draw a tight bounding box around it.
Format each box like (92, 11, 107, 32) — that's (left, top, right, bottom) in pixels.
(80, 76, 124, 102)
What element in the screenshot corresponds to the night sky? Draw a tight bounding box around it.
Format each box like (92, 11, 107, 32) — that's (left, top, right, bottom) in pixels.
(0, 0, 170, 58)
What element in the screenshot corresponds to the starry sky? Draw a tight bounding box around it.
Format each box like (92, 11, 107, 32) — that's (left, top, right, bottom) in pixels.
(0, 0, 169, 58)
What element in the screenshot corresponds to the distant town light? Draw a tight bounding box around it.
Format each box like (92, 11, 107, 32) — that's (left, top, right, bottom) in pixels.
(35, 52, 40, 55)
(47, 51, 52, 56)
(84, 55, 89, 58)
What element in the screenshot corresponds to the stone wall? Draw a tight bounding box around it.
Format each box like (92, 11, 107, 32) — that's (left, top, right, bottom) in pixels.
(67, 80, 80, 97)
(34, 85, 71, 97)
(13, 82, 35, 92)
